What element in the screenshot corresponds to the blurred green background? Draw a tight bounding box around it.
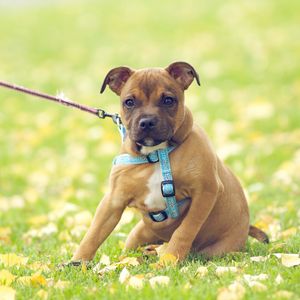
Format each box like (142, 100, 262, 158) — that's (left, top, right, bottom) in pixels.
(0, 0, 299, 299)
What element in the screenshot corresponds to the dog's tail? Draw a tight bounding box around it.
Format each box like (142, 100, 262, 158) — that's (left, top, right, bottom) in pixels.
(248, 225, 269, 243)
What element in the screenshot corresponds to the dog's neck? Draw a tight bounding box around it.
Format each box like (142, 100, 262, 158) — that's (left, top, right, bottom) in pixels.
(171, 107, 194, 145)
(139, 142, 169, 155)
(121, 106, 194, 156)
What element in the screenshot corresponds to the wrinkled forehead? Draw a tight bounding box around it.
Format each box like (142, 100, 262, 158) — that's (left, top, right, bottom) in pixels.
(120, 68, 182, 99)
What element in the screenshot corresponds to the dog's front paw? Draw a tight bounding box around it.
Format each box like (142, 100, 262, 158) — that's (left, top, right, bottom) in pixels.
(143, 244, 160, 256)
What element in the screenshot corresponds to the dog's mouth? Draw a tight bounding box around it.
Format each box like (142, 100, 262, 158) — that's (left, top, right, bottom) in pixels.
(135, 137, 165, 147)
(129, 121, 174, 149)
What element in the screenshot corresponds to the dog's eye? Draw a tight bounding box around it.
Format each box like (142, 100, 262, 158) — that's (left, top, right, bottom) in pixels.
(162, 96, 175, 106)
(124, 99, 135, 108)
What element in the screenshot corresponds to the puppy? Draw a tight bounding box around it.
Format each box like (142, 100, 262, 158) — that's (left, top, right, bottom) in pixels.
(71, 62, 268, 262)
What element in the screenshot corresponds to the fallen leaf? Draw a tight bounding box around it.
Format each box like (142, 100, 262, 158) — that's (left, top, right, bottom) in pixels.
(60, 242, 78, 255)
(247, 281, 267, 291)
(243, 274, 268, 283)
(0, 228, 11, 244)
(23, 188, 39, 204)
(180, 266, 189, 273)
(28, 262, 51, 273)
(183, 282, 192, 290)
(217, 142, 242, 160)
(118, 241, 125, 249)
(48, 202, 79, 221)
(0, 285, 16, 300)
(159, 254, 177, 266)
(0, 253, 29, 267)
(119, 267, 130, 284)
(99, 254, 110, 266)
(118, 256, 140, 267)
(196, 266, 208, 277)
(93, 264, 117, 276)
(254, 214, 281, 241)
(16, 273, 47, 287)
(215, 266, 238, 276)
(269, 242, 287, 251)
(281, 254, 300, 267)
(17, 276, 32, 286)
(108, 286, 115, 295)
(0, 270, 16, 286)
(149, 276, 170, 288)
(27, 215, 48, 227)
(95, 255, 140, 276)
(23, 223, 58, 240)
(135, 274, 145, 279)
(149, 262, 162, 270)
(217, 281, 245, 300)
(275, 274, 283, 285)
(58, 231, 71, 242)
(250, 256, 268, 262)
(274, 290, 294, 299)
(273, 253, 283, 259)
(70, 225, 89, 238)
(145, 273, 154, 278)
(66, 211, 93, 227)
(244, 100, 274, 120)
(36, 289, 48, 300)
(127, 276, 144, 289)
(280, 227, 297, 240)
(53, 280, 70, 289)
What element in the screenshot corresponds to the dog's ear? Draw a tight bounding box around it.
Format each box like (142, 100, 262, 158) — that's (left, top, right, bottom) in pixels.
(166, 62, 200, 90)
(100, 67, 134, 95)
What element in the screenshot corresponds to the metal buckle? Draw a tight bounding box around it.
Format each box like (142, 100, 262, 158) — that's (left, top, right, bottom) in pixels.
(161, 180, 175, 197)
(146, 151, 159, 163)
(149, 211, 168, 222)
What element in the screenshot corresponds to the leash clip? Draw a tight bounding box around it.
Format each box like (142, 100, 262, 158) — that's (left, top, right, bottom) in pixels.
(97, 109, 122, 125)
(97, 109, 107, 119)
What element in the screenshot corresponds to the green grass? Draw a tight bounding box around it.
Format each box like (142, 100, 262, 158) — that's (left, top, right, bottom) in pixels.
(0, 0, 299, 299)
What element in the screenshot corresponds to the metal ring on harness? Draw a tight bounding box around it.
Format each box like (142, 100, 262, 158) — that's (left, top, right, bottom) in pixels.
(149, 210, 168, 222)
(146, 151, 159, 163)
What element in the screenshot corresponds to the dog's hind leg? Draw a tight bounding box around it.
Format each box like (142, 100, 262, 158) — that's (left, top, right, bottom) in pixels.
(198, 226, 248, 258)
(125, 220, 163, 250)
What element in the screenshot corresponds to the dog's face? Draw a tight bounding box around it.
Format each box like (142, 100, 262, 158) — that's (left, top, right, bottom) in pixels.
(101, 62, 200, 147)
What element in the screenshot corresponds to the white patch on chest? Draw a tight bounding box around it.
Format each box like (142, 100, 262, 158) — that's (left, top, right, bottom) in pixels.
(144, 164, 166, 211)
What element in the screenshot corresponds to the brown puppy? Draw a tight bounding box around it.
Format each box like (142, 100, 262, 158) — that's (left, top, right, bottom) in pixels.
(72, 62, 268, 262)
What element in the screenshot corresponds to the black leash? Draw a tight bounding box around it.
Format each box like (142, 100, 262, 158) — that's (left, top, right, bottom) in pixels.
(0, 80, 121, 124)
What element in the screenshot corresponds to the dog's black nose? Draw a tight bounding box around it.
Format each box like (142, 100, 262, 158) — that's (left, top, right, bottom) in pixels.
(139, 117, 157, 130)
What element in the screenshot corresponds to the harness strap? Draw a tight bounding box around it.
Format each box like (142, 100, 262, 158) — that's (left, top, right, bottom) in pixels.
(149, 197, 189, 222)
(113, 146, 176, 165)
(113, 145, 184, 221)
(157, 148, 179, 218)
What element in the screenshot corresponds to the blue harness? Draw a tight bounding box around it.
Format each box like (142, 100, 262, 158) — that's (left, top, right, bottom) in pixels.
(113, 122, 189, 222)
